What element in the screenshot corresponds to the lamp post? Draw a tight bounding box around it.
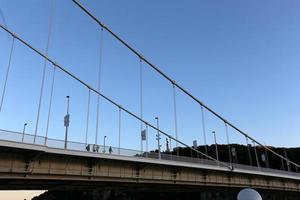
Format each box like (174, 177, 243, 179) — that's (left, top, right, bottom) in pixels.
(22, 123, 27, 142)
(64, 96, 70, 149)
(155, 117, 161, 159)
(103, 135, 107, 153)
(213, 131, 219, 165)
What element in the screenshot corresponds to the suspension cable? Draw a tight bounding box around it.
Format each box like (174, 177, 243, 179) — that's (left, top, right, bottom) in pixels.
(44, 0, 56, 145)
(224, 122, 232, 164)
(139, 59, 143, 152)
(245, 136, 253, 166)
(118, 106, 121, 155)
(45, 65, 56, 145)
(0, 23, 251, 170)
(252, 141, 260, 168)
(95, 27, 104, 145)
(85, 89, 91, 145)
(0, 36, 14, 112)
(70, 0, 300, 170)
(146, 123, 148, 152)
(264, 142, 270, 168)
(169, 136, 172, 154)
(200, 105, 208, 156)
(172, 83, 179, 155)
(34, 0, 54, 143)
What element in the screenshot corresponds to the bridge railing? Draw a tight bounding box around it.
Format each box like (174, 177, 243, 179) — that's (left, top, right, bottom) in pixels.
(1, 128, 299, 178)
(0, 129, 147, 157)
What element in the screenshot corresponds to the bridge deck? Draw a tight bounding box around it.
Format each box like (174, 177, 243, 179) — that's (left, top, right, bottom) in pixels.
(0, 129, 299, 182)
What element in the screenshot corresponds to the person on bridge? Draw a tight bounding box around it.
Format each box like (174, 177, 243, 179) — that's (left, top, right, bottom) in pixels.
(109, 146, 113, 154)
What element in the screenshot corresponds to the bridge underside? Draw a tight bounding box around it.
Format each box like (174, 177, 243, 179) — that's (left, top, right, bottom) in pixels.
(0, 144, 299, 194)
(2, 181, 300, 200)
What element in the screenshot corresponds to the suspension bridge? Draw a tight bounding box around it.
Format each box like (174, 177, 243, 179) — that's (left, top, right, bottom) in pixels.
(0, 0, 299, 195)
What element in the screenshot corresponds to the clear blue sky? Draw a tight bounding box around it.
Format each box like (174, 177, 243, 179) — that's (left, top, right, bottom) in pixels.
(0, 0, 300, 152)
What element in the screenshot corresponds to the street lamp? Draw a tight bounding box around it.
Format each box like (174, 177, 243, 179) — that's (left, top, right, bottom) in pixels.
(212, 131, 219, 165)
(64, 95, 70, 149)
(155, 117, 161, 159)
(103, 135, 107, 153)
(22, 123, 27, 142)
(237, 188, 262, 200)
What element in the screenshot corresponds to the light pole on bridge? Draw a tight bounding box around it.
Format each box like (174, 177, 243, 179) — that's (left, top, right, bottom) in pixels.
(212, 131, 219, 165)
(103, 135, 107, 153)
(64, 96, 70, 149)
(22, 123, 27, 142)
(155, 117, 161, 159)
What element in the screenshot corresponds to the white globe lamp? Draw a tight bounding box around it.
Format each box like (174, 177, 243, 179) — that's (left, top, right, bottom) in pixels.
(237, 188, 262, 200)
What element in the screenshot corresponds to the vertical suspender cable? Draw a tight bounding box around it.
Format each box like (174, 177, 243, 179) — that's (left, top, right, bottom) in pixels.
(169, 136, 172, 154)
(0, 36, 15, 113)
(139, 59, 143, 152)
(172, 83, 179, 155)
(281, 157, 286, 171)
(95, 27, 104, 145)
(201, 106, 208, 157)
(246, 136, 253, 166)
(253, 141, 260, 168)
(146, 123, 148, 153)
(284, 150, 291, 172)
(224, 122, 232, 164)
(44, 65, 56, 145)
(44, 0, 56, 145)
(85, 89, 91, 145)
(34, 0, 54, 143)
(264, 142, 270, 168)
(118, 106, 121, 155)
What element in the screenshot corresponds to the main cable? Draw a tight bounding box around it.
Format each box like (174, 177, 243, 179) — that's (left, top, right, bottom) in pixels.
(0, 24, 232, 170)
(71, 0, 300, 170)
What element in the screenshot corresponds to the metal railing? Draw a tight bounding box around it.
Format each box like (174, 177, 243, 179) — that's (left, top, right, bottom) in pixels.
(0, 129, 299, 178)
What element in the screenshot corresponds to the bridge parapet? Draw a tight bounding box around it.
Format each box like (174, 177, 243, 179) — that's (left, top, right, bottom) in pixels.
(0, 128, 300, 181)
